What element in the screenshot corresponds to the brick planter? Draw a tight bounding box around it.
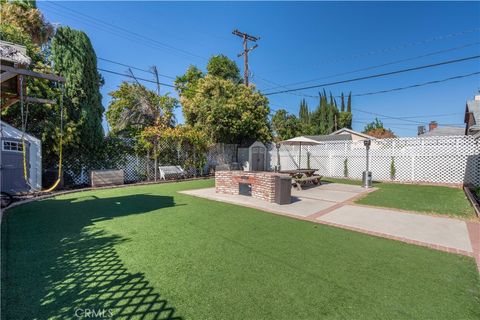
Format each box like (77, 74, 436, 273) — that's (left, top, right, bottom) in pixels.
(215, 171, 287, 202)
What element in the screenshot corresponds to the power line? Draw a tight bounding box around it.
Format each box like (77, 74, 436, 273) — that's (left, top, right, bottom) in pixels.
(263, 55, 480, 96)
(97, 68, 176, 88)
(351, 71, 480, 97)
(44, 1, 208, 61)
(97, 57, 176, 80)
(262, 27, 480, 75)
(260, 41, 480, 92)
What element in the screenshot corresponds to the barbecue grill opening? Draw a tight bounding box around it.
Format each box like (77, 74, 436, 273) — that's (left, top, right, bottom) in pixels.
(239, 183, 252, 196)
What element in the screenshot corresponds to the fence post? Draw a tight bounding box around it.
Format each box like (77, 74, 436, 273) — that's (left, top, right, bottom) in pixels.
(328, 151, 333, 177)
(411, 155, 415, 181)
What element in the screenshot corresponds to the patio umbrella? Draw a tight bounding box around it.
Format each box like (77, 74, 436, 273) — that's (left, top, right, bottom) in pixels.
(280, 136, 320, 169)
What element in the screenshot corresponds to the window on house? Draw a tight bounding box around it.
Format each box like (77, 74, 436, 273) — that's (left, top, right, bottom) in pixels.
(2, 140, 23, 152)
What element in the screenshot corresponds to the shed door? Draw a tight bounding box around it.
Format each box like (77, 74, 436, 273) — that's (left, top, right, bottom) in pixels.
(1, 140, 30, 194)
(251, 146, 265, 171)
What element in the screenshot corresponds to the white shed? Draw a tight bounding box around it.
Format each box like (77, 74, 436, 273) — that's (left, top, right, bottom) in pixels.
(0, 121, 41, 193)
(237, 141, 267, 171)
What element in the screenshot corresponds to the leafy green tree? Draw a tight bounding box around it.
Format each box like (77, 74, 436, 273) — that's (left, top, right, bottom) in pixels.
(272, 109, 300, 141)
(206, 54, 242, 84)
(174, 65, 203, 101)
(363, 118, 396, 138)
(0, 1, 52, 45)
(338, 112, 352, 129)
(106, 82, 177, 138)
(51, 26, 105, 154)
(179, 75, 271, 144)
(176, 56, 271, 144)
(0, 12, 74, 169)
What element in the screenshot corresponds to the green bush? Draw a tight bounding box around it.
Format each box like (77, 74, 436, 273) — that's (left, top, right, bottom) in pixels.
(475, 187, 480, 198)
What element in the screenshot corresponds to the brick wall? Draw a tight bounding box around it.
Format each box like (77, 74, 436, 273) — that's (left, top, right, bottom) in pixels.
(215, 170, 282, 202)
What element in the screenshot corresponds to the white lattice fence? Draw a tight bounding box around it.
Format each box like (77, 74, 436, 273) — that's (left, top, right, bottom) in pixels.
(269, 135, 480, 186)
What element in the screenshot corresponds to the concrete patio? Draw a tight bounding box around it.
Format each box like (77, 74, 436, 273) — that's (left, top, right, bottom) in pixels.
(181, 183, 478, 262)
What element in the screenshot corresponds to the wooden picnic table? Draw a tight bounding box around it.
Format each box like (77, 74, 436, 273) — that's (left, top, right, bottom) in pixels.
(279, 169, 322, 190)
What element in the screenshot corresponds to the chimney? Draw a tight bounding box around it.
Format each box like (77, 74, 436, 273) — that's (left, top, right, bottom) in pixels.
(417, 125, 425, 136)
(429, 121, 438, 132)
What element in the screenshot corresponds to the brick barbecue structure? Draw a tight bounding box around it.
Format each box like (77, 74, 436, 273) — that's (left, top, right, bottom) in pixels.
(215, 170, 289, 202)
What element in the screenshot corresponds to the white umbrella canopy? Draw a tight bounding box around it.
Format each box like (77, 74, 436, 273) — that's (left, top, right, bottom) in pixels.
(279, 136, 320, 169)
(280, 136, 321, 145)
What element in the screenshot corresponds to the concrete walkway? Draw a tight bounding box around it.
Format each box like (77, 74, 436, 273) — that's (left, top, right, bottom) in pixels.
(180, 183, 480, 271)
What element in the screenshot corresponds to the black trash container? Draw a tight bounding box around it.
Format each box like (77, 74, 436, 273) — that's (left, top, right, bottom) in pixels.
(275, 175, 292, 205)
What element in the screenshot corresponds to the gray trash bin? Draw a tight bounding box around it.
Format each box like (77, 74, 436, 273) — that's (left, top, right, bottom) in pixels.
(275, 175, 292, 205)
(362, 171, 372, 188)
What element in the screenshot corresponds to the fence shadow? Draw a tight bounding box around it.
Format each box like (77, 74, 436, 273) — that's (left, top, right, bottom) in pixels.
(2, 194, 183, 319)
(464, 154, 480, 187)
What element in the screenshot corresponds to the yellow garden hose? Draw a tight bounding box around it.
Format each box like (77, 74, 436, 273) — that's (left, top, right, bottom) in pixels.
(20, 76, 64, 193)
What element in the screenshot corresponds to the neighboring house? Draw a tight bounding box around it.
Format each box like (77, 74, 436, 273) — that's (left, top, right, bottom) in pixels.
(418, 121, 465, 137)
(330, 128, 375, 141)
(465, 94, 480, 136)
(305, 128, 374, 142)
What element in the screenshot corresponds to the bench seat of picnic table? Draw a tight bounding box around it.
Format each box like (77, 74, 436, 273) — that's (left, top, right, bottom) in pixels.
(292, 175, 322, 190)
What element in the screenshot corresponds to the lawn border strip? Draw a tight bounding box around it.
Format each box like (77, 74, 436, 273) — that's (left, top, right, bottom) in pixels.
(312, 219, 475, 258)
(464, 187, 480, 218)
(350, 202, 479, 222)
(466, 221, 480, 272)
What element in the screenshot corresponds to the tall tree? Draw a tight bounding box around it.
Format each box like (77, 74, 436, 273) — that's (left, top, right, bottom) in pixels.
(298, 99, 309, 125)
(347, 91, 352, 113)
(206, 54, 242, 84)
(178, 75, 271, 144)
(272, 109, 300, 141)
(340, 92, 345, 112)
(106, 82, 177, 138)
(51, 26, 105, 153)
(176, 56, 271, 144)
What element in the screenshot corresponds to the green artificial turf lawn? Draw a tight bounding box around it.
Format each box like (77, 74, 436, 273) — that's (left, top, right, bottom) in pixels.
(322, 178, 476, 218)
(2, 179, 479, 319)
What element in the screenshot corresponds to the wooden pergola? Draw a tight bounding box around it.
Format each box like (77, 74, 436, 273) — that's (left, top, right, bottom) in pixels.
(0, 40, 65, 110)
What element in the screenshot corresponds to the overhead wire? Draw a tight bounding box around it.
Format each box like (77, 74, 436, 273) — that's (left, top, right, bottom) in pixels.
(263, 55, 480, 96)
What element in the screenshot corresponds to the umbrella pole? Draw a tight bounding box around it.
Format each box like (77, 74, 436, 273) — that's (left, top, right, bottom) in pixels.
(299, 142, 301, 170)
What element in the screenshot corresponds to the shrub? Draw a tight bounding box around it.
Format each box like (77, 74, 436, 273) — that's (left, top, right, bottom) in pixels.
(390, 157, 396, 180)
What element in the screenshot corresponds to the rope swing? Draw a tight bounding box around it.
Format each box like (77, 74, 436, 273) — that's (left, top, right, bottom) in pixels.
(19, 75, 64, 193)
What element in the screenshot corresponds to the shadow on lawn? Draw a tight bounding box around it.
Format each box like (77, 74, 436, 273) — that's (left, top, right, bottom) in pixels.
(2, 193, 183, 319)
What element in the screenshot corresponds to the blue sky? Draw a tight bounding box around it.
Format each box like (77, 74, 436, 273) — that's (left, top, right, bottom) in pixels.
(39, 1, 480, 136)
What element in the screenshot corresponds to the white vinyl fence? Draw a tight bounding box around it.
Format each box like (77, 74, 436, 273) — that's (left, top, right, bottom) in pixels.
(270, 135, 480, 186)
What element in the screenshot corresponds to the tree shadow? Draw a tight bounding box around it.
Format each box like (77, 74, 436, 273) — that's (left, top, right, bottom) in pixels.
(2, 194, 183, 319)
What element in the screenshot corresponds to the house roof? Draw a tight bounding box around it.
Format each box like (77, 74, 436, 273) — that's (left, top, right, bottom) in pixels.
(466, 99, 480, 134)
(0, 40, 31, 65)
(420, 126, 465, 137)
(0, 121, 40, 142)
(304, 134, 352, 142)
(330, 128, 376, 140)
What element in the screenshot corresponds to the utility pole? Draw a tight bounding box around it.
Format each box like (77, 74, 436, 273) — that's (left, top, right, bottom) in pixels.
(232, 29, 259, 86)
